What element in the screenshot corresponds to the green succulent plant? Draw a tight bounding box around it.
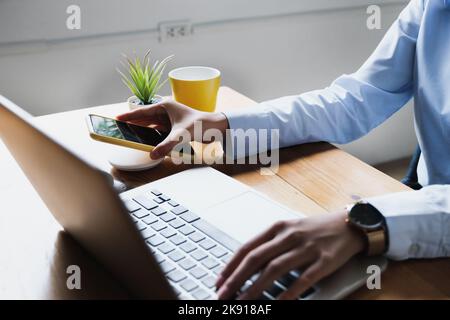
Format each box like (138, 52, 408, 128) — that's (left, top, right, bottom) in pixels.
(118, 50, 174, 105)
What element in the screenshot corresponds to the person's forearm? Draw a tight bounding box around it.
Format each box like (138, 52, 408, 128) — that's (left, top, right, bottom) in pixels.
(221, 0, 421, 159)
(197, 111, 229, 143)
(364, 185, 450, 260)
(210, 112, 229, 135)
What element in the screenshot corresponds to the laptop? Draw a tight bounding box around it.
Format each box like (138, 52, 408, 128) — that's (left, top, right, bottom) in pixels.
(0, 96, 387, 300)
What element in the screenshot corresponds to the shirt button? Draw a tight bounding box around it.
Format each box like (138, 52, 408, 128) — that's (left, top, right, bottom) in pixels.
(409, 244, 420, 256)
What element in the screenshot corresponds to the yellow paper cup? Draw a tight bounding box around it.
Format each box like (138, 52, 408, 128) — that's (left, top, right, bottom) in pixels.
(169, 66, 221, 112)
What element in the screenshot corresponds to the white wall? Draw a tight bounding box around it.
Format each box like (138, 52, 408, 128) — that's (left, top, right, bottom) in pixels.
(0, 1, 415, 165)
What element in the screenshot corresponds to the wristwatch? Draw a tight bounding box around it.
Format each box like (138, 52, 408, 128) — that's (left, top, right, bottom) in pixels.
(346, 202, 389, 256)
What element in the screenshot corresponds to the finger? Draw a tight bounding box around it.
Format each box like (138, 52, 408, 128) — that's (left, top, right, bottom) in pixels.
(150, 123, 171, 132)
(238, 247, 314, 300)
(121, 119, 160, 127)
(124, 120, 170, 132)
(150, 130, 183, 159)
(216, 221, 286, 289)
(217, 231, 296, 300)
(277, 261, 325, 300)
(116, 102, 165, 121)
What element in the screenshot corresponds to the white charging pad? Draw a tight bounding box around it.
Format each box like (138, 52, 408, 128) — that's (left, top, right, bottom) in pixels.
(106, 145, 163, 171)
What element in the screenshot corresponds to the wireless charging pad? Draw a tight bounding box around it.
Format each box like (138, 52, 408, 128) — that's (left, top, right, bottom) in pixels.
(106, 146, 163, 171)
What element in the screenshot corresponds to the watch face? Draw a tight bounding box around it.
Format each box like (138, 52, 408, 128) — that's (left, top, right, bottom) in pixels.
(349, 203, 384, 230)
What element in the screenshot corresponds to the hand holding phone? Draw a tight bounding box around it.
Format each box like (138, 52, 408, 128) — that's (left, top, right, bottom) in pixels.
(116, 99, 229, 159)
(86, 114, 195, 157)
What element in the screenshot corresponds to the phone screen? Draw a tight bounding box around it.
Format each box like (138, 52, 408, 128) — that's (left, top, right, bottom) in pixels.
(89, 115, 168, 146)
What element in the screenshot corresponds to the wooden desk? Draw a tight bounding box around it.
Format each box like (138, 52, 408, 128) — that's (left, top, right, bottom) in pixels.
(0, 87, 449, 299)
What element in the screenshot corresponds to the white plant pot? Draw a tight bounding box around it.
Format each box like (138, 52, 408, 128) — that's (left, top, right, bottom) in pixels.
(127, 95, 163, 110)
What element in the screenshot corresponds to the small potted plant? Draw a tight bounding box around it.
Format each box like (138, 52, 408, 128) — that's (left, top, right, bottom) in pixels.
(118, 50, 174, 110)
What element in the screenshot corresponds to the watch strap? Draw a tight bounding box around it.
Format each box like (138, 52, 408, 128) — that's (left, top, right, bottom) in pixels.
(347, 202, 389, 256)
(366, 229, 387, 256)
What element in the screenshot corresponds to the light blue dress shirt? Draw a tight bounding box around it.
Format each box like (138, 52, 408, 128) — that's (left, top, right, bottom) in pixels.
(224, 0, 450, 260)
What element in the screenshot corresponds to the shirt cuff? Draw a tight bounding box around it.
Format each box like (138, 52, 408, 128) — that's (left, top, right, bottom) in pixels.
(223, 104, 272, 159)
(365, 189, 446, 260)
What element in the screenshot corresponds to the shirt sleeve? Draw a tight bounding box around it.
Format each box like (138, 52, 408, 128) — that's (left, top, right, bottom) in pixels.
(223, 0, 423, 159)
(365, 185, 450, 260)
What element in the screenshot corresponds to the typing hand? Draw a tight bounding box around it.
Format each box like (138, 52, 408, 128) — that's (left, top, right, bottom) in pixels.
(215, 211, 365, 300)
(117, 98, 228, 159)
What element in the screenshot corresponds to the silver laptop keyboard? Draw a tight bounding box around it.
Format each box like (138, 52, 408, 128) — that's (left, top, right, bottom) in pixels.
(123, 189, 316, 300)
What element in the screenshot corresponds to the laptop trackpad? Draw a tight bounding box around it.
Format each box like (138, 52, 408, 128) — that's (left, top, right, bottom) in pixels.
(201, 191, 301, 244)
